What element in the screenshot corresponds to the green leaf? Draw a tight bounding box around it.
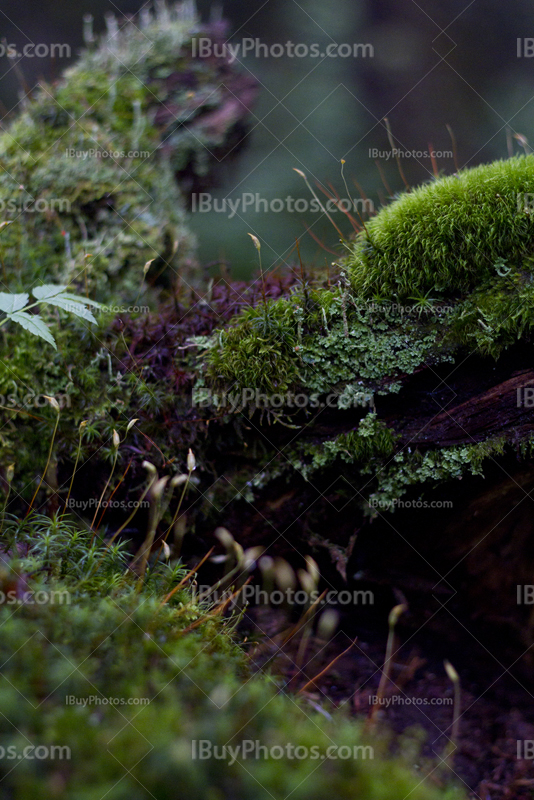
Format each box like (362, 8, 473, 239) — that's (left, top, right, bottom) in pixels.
(7, 311, 57, 349)
(42, 296, 98, 325)
(32, 284, 102, 309)
(0, 292, 29, 313)
(57, 292, 103, 309)
(32, 284, 68, 300)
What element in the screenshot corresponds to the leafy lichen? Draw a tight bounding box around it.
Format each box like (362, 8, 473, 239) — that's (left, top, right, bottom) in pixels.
(197, 155, 534, 513)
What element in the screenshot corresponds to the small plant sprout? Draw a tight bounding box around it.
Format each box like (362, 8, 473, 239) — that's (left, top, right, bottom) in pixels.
(63, 420, 88, 516)
(133, 474, 171, 588)
(293, 168, 344, 240)
(383, 117, 409, 190)
(297, 555, 320, 598)
(26, 395, 61, 517)
(0, 284, 102, 349)
(153, 448, 197, 564)
(369, 603, 408, 724)
(514, 132, 531, 155)
(90, 421, 138, 537)
(198, 532, 263, 609)
(298, 635, 357, 696)
(0, 463, 15, 533)
(248, 233, 268, 312)
(187, 447, 196, 472)
(296, 557, 321, 669)
(132, 459, 195, 588)
(408, 288, 437, 316)
(90, 429, 121, 534)
(133, 258, 155, 306)
(317, 609, 340, 643)
(340, 159, 374, 239)
(443, 659, 461, 770)
(126, 418, 139, 434)
(83, 13, 95, 46)
(152, 472, 188, 562)
(446, 124, 460, 172)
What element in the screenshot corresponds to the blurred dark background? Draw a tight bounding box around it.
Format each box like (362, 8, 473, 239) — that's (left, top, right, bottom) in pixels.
(0, 0, 533, 275)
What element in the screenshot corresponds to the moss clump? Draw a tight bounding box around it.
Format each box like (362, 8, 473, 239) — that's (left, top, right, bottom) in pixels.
(0, 3, 257, 499)
(202, 284, 454, 406)
(0, 514, 462, 800)
(0, 4, 255, 300)
(446, 261, 534, 357)
(193, 155, 534, 519)
(289, 413, 398, 481)
(345, 155, 534, 298)
(361, 437, 508, 514)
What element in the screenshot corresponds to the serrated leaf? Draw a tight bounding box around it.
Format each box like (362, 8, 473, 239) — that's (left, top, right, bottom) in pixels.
(55, 292, 102, 309)
(32, 285, 102, 309)
(7, 311, 56, 349)
(42, 295, 97, 325)
(0, 292, 29, 313)
(32, 284, 68, 300)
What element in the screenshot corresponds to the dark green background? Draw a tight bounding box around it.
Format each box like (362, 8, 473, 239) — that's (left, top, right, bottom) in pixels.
(0, 0, 532, 274)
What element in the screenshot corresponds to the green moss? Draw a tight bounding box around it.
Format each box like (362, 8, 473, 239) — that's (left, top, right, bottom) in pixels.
(194, 154, 534, 515)
(445, 262, 534, 357)
(202, 285, 454, 406)
(290, 413, 398, 481)
(362, 437, 507, 514)
(0, 5, 255, 301)
(204, 296, 301, 395)
(0, 515, 462, 800)
(345, 155, 534, 298)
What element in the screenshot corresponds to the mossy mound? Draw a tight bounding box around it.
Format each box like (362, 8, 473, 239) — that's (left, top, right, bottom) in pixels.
(0, 3, 255, 300)
(345, 155, 534, 298)
(201, 284, 454, 399)
(0, 514, 462, 800)
(193, 156, 534, 523)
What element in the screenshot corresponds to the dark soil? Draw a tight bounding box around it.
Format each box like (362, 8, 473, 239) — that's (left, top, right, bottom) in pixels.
(245, 597, 534, 799)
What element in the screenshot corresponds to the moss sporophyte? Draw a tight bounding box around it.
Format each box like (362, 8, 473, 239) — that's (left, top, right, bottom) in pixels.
(199, 155, 534, 510)
(0, 5, 530, 798)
